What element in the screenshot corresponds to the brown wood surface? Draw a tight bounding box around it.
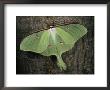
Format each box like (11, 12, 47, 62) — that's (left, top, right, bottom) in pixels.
(16, 16, 94, 74)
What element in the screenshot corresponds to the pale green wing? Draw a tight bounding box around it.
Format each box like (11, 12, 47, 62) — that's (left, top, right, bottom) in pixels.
(20, 30, 50, 53)
(58, 24, 87, 43)
(56, 27, 74, 44)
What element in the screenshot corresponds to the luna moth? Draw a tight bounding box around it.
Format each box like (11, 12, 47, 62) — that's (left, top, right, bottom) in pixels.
(20, 24, 87, 71)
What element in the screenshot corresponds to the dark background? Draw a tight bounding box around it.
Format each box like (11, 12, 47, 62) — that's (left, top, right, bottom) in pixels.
(16, 16, 94, 74)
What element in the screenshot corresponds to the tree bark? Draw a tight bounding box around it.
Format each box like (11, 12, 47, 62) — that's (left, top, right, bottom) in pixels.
(16, 16, 94, 74)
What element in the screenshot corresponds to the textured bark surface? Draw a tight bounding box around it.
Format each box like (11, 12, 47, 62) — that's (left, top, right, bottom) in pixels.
(16, 16, 94, 74)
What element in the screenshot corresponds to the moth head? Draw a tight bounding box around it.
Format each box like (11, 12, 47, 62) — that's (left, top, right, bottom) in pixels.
(50, 26, 54, 28)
